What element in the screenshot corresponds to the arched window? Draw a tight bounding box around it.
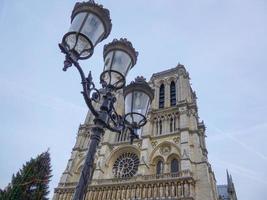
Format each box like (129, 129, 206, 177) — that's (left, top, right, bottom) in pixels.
(170, 117, 173, 132)
(159, 84, 165, 108)
(156, 160, 164, 175)
(159, 120, 162, 135)
(173, 116, 176, 131)
(170, 81, 176, 106)
(171, 159, 179, 173)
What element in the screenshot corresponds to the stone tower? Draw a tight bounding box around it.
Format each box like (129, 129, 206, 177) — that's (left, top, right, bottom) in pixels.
(217, 171, 238, 200)
(53, 64, 219, 200)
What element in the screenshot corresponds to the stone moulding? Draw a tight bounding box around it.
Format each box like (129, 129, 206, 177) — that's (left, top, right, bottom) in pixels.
(55, 171, 195, 200)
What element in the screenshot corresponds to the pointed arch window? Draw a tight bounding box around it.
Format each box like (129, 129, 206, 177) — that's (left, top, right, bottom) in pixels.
(170, 117, 173, 132)
(156, 160, 164, 175)
(171, 159, 179, 173)
(159, 84, 165, 108)
(170, 81, 176, 106)
(159, 120, 162, 135)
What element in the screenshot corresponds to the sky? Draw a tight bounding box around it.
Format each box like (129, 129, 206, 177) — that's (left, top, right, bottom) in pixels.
(0, 0, 266, 199)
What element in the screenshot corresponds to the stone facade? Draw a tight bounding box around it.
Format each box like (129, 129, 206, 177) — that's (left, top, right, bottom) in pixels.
(53, 64, 232, 200)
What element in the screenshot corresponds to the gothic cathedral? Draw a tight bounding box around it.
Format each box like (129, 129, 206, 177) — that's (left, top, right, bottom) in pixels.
(53, 65, 237, 200)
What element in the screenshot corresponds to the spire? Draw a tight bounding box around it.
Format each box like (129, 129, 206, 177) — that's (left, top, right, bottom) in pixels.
(226, 169, 230, 185)
(226, 170, 236, 197)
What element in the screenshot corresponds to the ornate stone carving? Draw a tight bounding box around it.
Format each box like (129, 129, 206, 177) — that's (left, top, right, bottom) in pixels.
(159, 145, 171, 156)
(151, 140, 158, 148)
(182, 149, 189, 159)
(173, 136, 180, 144)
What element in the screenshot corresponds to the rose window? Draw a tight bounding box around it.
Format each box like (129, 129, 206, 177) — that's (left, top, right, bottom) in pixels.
(112, 152, 139, 178)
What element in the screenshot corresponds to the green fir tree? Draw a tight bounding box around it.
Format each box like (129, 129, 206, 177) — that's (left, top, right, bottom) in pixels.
(0, 151, 52, 200)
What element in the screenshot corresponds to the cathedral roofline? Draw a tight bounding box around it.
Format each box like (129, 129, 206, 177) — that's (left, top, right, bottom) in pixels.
(150, 63, 187, 79)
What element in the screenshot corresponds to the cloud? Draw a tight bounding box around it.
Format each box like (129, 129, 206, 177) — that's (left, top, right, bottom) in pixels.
(208, 124, 267, 161)
(0, 77, 85, 113)
(214, 159, 267, 185)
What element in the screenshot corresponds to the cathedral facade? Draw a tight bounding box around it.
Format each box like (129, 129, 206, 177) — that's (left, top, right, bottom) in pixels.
(53, 65, 237, 200)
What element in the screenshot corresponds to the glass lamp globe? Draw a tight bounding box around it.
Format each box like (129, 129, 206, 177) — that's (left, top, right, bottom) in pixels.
(123, 76, 154, 128)
(61, 1, 112, 59)
(100, 38, 138, 90)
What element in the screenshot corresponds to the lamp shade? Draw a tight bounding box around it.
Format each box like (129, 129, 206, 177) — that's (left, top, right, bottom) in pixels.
(100, 38, 138, 90)
(123, 77, 154, 127)
(61, 1, 112, 59)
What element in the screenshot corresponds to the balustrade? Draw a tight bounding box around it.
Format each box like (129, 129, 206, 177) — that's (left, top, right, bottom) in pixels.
(85, 171, 194, 200)
(55, 171, 195, 200)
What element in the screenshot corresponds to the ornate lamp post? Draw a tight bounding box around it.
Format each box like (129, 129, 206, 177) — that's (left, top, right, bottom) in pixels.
(58, 1, 154, 200)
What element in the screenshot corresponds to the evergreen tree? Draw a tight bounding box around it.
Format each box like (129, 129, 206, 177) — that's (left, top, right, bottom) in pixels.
(0, 151, 52, 200)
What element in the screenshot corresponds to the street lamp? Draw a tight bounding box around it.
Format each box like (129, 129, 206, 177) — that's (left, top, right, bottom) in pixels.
(58, 1, 154, 200)
(60, 0, 111, 60)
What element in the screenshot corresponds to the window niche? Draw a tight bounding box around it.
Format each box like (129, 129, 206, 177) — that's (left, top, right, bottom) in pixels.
(159, 84, 165, 108)
(156, 160, 164, 175)
(170, 81, 176, 106)
(170, 158, 179, 173)
(159, 120, 163, 135)
(170, 117, 173, 133)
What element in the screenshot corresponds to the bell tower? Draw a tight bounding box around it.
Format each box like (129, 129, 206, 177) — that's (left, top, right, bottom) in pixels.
(53, 64, 219, 200)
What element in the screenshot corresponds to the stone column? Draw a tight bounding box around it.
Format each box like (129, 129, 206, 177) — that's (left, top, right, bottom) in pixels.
(153, 85, 159, 109)
(177, 183, 182, 198)
(112, 188, 116, 199)
(165, 183, 170, 197)
(179, 106, 192, 172)
(153, 118, 157, 136)
(58, 193, 63, 200)
(126, 186, 131, 199)
(184, 182, 189, 197)
(102, 189, 107, 200)
(107, 189, 111, 199)
(136, 185, 141, 198)
(142, 185, 147, 199)
(153, 184, 158, 198)
(171, 182, 175, 197)
(165, 82, 170, 108)
(147, 185, 152, 198)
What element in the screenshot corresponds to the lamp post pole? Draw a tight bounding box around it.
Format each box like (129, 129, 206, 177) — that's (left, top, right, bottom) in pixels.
(58, 1, 154, 200)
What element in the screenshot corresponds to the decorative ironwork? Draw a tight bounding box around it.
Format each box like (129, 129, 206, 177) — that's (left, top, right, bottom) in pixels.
(59, 1, 153, 199)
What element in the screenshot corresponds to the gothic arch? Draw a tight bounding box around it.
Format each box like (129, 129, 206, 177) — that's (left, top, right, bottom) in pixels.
(159, 83, 165, 108)
(149, 141, 181, 165)
(74, 152, 86, 174)
(151, 155, 165, 165)
(75, 153, 97, 174)
(105, 145, 140, 167)
(166, 76, 178, 85)
(166, 153, 180, 164)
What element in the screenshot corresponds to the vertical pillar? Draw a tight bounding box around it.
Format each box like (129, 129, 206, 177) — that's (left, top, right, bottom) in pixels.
(142, 185, 147, 199)
(153, 119, 157, 136)
(179, 106, 192, 172)
(153, 184, 158, 198)
(171, 182, 176, 197)
(121, 187, 126, 200)
(177, 183, 182, 198)
(136, 185, 140, 198)
(107, 188, 111, 199)
(165, 83, 170, 108)
(184, 182, 189, 197)
(126, 186, 131, 199)
(153, 85, 159, 109)
(165, 183, 170, 197)
(147, 185, 152, 198)
(112, 188, 116, 199)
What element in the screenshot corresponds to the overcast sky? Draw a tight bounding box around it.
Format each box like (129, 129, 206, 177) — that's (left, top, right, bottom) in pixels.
(0, 0, 266, 199)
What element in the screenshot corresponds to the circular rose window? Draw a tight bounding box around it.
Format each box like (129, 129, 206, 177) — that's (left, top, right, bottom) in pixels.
(112, 152, 140, 178)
